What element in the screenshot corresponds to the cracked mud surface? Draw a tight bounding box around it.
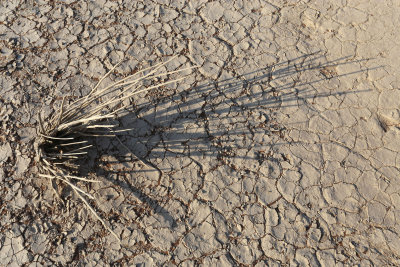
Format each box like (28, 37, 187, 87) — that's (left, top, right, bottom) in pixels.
(1, 0, 400, 266)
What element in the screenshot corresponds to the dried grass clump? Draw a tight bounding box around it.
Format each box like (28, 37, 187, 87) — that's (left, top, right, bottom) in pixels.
(34, 56, 195, 240)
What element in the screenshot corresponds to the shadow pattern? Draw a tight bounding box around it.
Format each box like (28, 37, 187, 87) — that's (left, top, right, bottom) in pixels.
(81, 51, 377, 229)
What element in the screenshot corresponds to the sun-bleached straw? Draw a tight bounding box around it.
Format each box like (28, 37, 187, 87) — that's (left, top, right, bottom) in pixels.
(35, 56, 196, 241)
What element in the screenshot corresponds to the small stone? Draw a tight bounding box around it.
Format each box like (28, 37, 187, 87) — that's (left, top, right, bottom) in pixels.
(0, 142, 12, 163)
(7, 62, 16, 73)
(14, 189, 27, 208)
(1, 47, 13, 55)
(16, 54, 25, 61)
(16, 61, 23, 69)
(15, 156, 31, 176)
(378, 113, 400, 132)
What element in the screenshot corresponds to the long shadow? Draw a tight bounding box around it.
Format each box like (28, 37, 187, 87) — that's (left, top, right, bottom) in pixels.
(92, 51, 379, 226)
(114, 51, 376, 160)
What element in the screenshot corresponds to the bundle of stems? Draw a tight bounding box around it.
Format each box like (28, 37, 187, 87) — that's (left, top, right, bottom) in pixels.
(35, 56, 195, 241)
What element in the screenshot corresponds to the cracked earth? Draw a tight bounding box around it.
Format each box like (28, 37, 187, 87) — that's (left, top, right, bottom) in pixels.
(1, 0, 400, 266)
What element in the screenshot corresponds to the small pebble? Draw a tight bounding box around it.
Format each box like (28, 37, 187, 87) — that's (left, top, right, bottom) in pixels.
(16, 54, 25, 61)
(1, 47, 13, 56)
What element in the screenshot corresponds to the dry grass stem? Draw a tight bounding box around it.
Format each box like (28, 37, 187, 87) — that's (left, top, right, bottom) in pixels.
(35, 56, 194, 241)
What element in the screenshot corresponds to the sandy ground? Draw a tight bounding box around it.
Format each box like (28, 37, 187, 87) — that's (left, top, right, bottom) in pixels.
(1, 0, 400, 266)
